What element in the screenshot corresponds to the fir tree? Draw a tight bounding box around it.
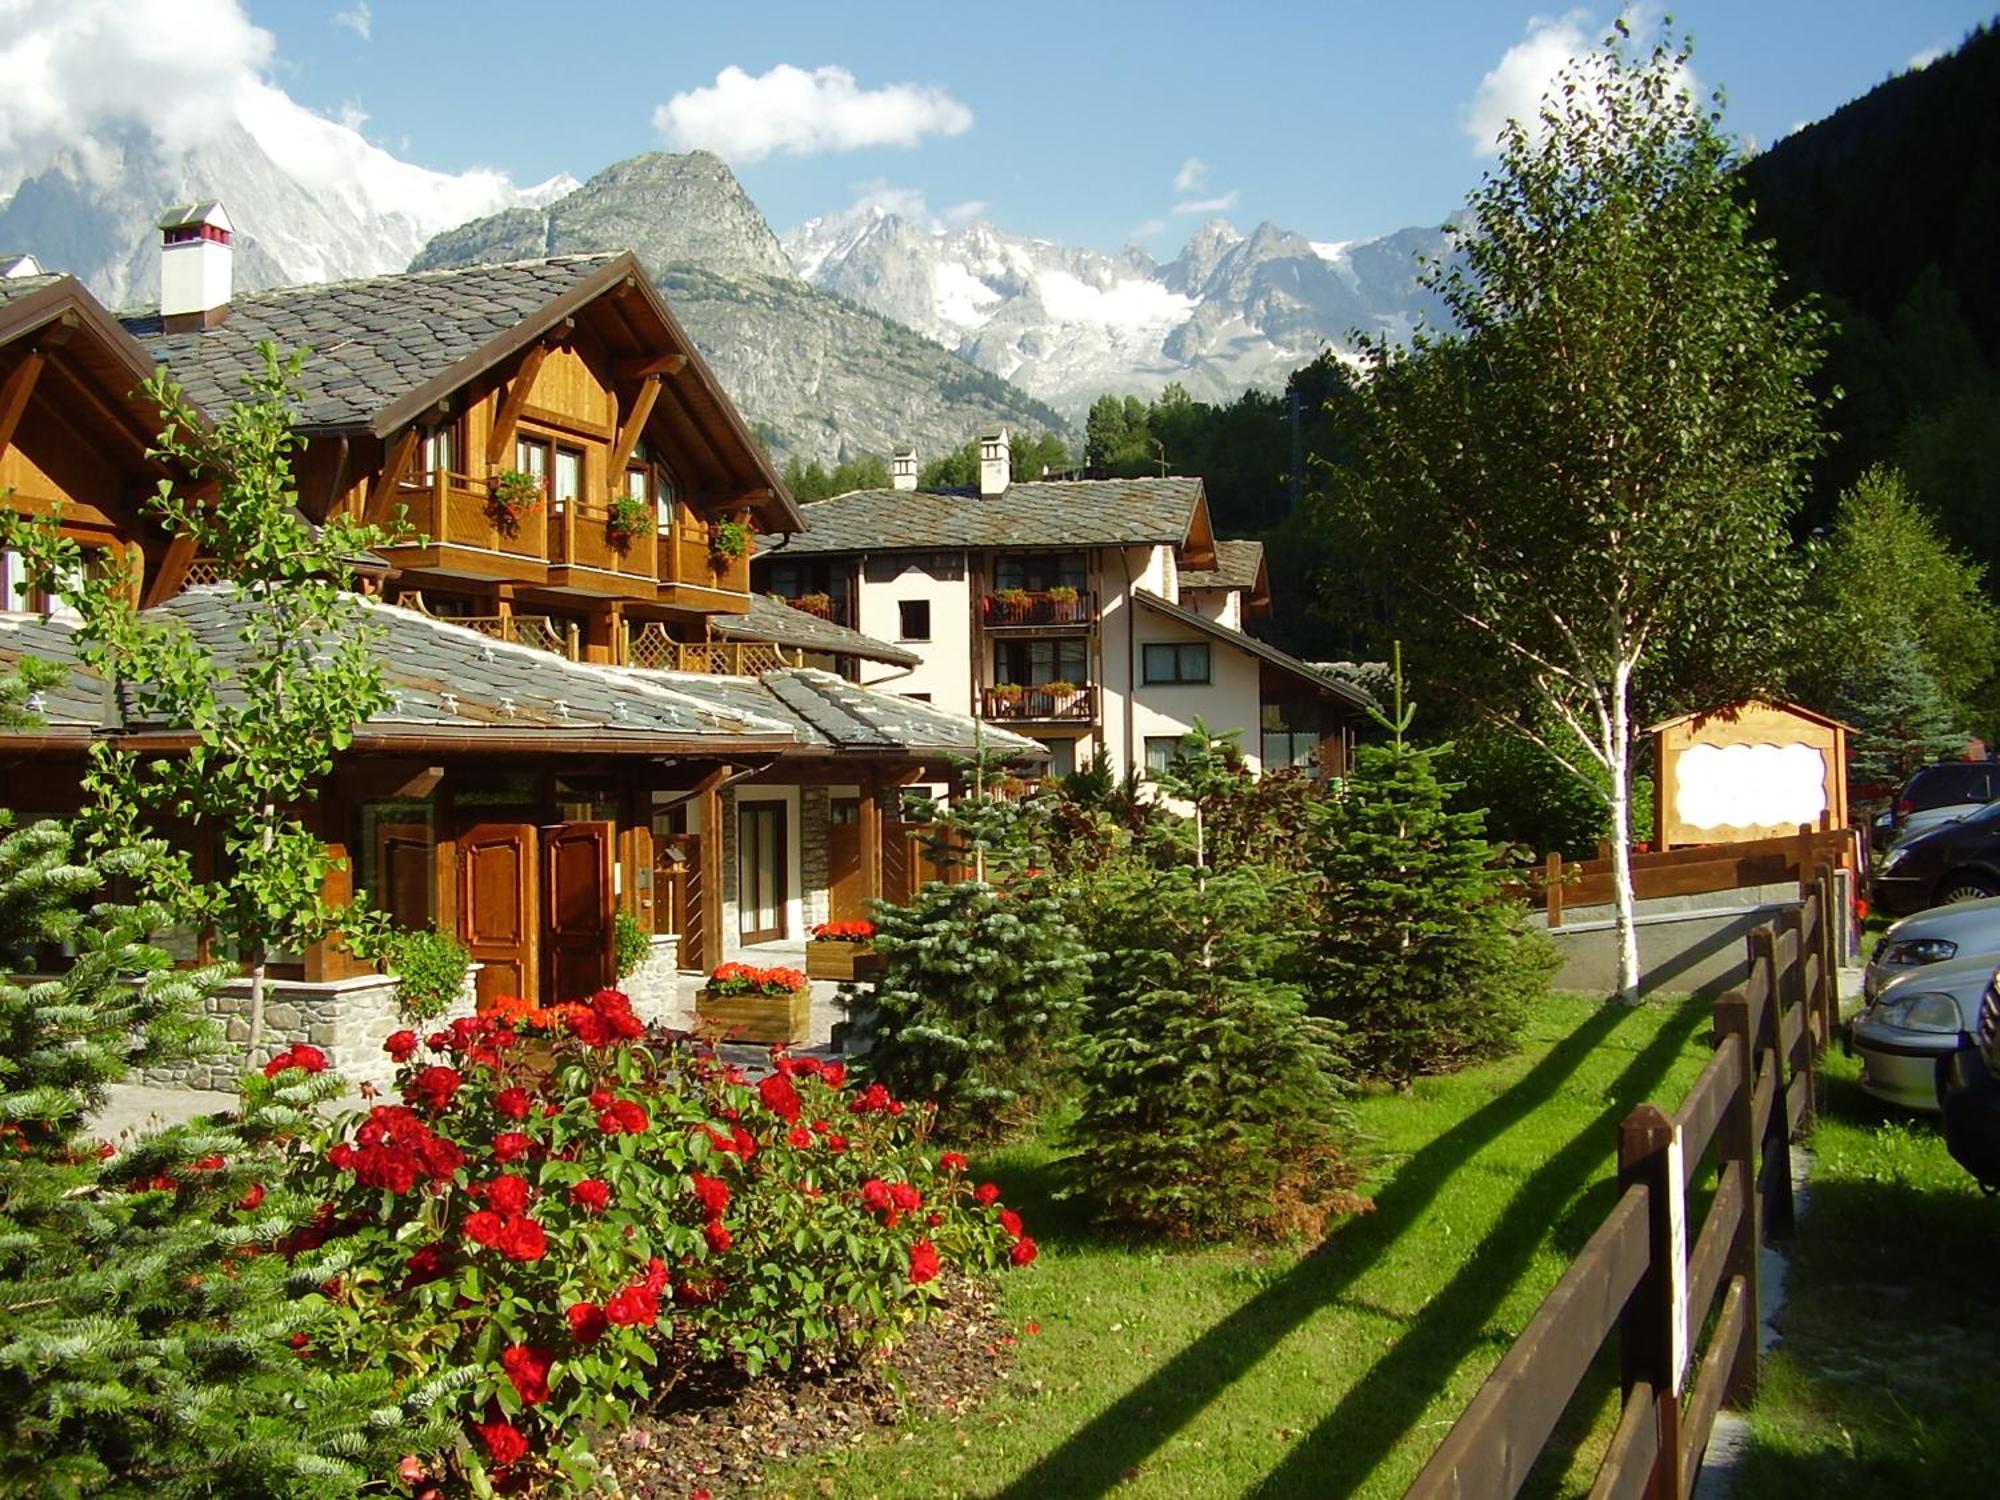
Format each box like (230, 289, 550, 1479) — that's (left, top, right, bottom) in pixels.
(1838, 622, 1967, 785)
(1308, 663, 1556, 1082)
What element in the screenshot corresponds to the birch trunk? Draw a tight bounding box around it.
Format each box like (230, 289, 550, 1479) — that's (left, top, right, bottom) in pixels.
(1608, 664, 1641, 1003)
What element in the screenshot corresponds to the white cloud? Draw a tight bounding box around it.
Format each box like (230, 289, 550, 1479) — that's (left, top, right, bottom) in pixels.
(1132, 218, 1169, 238)
(941, 198, 988, 227)
(653, 63, 972, 164)
(1462, 8, 1695, 156)
(1908, 44, 1945, 70)
(331, 2, 371, 42)
(1172, 155, 1208, 193)
(1172, 191, 1239, 216)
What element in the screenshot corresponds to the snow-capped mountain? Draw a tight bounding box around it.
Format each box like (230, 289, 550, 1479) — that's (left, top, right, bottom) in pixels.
(782, 207, 1459, 415)
(0, 118, 576, 310)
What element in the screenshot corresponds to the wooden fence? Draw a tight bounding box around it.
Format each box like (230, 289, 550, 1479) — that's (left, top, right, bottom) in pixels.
(1406, 861, 1841, 1500)
(1531, 825, 1859, 927)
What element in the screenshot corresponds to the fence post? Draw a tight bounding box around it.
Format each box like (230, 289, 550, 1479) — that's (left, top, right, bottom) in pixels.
(1619, 1103, 1684, 1500)
(1711, 992, 1761, 1405)
(1747, 924, 1796, 1240)
(1816, 862, 1840, 1046)
(1794, 821, 1814, 886)
(1779, 904, 1817, 1135)
(1545, 851, 1564, 929)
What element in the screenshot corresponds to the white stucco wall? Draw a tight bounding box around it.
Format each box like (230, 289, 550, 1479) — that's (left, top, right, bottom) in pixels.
(854, 553, 974, 715)
(1126, 609, 1265, 780)
(1185, 586, 1243, 630)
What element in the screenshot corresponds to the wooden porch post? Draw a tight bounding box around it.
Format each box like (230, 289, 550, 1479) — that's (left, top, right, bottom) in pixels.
(859, 772, 883, 909)
(698, 766, 729, 970)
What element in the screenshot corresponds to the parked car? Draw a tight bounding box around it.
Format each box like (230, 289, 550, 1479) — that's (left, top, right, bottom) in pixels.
(1869, 801, 2000, 916)
(1941, 973, 2000, 1191)
(1864, 896, 2000, 998)
(1876, 761, 2000, 845)
(1848, 952, 1992, 1112)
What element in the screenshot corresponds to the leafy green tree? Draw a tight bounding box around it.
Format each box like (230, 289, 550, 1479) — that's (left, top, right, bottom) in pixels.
(1306, 670, 1557, 1080)
(1794, 466, 1999, 724)
(782, 453, 893, 502)
(0, 812, 440, 1495)
(0, 343, 400, 1047)
(1330, 24, 1826, 999)
(1837, 622, 1967, 786)
(918, 431, 1071, 488)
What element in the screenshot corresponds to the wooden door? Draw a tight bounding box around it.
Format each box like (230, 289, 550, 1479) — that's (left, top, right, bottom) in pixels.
(460, 823, 537, 1007)
(827, 797, 865, 922)
(738, 801, 788, 945)
(657, 833, 702, 972)
(544, 821, 614, 1003)
(376, 821, 433, 931)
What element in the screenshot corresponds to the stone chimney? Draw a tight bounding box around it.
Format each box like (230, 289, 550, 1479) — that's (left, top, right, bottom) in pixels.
(0, 253, 42, 279)
(978, 427, 1011, 498)
(158, 201, 234, 332)
(891, 447, 919, 491)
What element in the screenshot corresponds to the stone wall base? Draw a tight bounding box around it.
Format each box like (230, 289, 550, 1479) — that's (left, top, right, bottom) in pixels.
(624, 934, 684, 1027)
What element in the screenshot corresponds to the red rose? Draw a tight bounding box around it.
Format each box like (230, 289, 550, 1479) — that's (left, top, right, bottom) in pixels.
(589, 1089, 613, 1111)
(1000, 1208, 1025, 1239)
(826, 1133, 848, 1153)
(598, 1098, 649, 1135)
(821, 1062, 847, 1089)
(975, 1182, 1001, 1206)
(493, 1131, 532, 1164)
(570, 1178, 611, 1213)
(236, 1183, 266, 1211)
(909, 1241, 941, 1285)
(758, 1072, 803, 1124)
(384, 1030, 419, 1062)
(786, 1127, 813, 1149)
(567, 1302, 607, 1344)
(927, 1212, 944, 1227)
(860, 1178, 892, 1212)
(495, 1087, 532, 1120)
(354, 1146, 420, 1195)
(889, 1182, 923, 1213)
(463, 1210, 505, 1248)
(484, 1175, 532, 1216)
(497, 1216, 547, 1262)
(403, 1243, 450, 1287)
(500, 1344, 553, 1406)
(190, 1155, 225, 1171)
(939, 1152, 968, 1173)
(1009, 1235, 1038, 1267)
(642, 1256, 669, 1295)
(406, 1066, 461, 1114)
(604, 1286, 659, 1326)
(703, 1218, 733, 1253)
(293, 1044, 327, 1073)
(475, 1419, 529, 1467)
(691, 1173, 731, 1218)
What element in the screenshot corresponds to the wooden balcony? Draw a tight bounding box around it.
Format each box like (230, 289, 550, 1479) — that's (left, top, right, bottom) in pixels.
(980, 683, 1099, 723)
(627, 621, 790, 675)
(981, 588, 1097, 629)
(547, 502, 660, 593)
(389, 471, 548, 581)
(394, 598, 578, 659)
(655, 524, 752, 614)
(767, 591, 855, 628)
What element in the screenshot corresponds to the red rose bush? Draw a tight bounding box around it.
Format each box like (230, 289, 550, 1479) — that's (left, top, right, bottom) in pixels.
(276, 988, 1033, 1491)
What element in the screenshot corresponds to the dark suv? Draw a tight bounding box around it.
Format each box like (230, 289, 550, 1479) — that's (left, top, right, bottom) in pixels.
(1943, 971, 2000, 1192)
(1885, 762, 2000, 837)
(1872, 802, 2000, 916)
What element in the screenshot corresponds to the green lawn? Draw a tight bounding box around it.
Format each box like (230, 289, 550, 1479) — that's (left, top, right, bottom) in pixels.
(1736, 1048, 2000, 1498)
(758, 994, 1717, 1499)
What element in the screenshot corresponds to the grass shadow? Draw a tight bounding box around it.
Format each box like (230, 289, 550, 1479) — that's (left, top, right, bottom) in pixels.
(990, 999, 1693, 1500)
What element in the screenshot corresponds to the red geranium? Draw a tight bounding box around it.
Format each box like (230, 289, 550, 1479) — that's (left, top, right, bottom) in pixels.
(889, 1182, 923, 1213)
(476, 1419, 529, 1467)
(500, 1343, 553, 1406)
(909, 1241, 941, 1284)
(860, 1178, 892, 1213)
(567, 1301, 607, 1344)
(821, 1061, 847, 1090)
(570, 1178, 611, 1213)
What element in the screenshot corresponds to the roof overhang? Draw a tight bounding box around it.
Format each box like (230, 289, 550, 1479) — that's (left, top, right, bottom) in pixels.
(1132, 589, 1375, 713)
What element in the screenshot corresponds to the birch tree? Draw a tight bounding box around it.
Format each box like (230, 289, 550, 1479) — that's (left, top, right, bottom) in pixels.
(1334, 25, 1826, 1000)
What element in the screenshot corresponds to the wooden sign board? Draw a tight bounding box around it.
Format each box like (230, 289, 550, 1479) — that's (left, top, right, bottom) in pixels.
(1652, 699, 1850, 850)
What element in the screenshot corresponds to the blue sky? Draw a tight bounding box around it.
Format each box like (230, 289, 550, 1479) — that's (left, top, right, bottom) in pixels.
(242, 2, 1996, 249)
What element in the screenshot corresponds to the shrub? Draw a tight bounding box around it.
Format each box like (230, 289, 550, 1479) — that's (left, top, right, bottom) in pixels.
(383, 927, 472, 1021)
(613, 910, 649, 979)
(284, 989, 1035, 1492)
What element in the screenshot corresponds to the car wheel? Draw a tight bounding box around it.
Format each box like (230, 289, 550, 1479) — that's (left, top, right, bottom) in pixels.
(1937, 874, 2000, 905)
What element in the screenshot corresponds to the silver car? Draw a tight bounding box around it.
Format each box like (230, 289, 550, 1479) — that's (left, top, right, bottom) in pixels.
(1851, 952, 1993, 1112)
(1864, 895, 2000, 999)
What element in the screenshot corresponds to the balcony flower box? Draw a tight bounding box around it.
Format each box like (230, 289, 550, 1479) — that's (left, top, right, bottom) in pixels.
(487, 468, 543, 534)
(605, 495, 651, 552)
(694, 961, 811, 1044)
(806, 921, 882, 981)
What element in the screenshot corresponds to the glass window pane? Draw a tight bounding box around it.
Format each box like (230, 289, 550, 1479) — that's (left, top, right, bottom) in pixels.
(554, 449, 582, 510)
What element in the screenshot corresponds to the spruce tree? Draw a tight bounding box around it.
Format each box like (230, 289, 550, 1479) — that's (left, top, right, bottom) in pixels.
(1838, 622, 1966, 785)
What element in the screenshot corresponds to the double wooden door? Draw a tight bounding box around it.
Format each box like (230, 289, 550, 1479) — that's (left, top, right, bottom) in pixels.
(459, 820, 615, 1007)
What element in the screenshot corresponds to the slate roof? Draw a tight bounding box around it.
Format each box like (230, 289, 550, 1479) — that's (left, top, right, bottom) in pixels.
(1133, 590, 1376, 712)
(0, 272, 63, 310)
(1180, 539, 1265, 591)
(763, 477, 1207, 555)
(712, 594, 920, 667)
(120, 256, 623, 433)
(0, 614, 113, 732)
(641, 669, 1044, 759)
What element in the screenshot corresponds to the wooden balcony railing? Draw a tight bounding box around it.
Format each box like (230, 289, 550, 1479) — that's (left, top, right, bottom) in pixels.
(627, 622, 790, 676)
(981, 588, 1096, 627)
(656, 526, 753, 596)
(980, 683, 1099, 722)
(396, 471, 547, 562)
(547, 503, 660, 582)
(395, 596, 577, 659)
(768, 592, 855, 628)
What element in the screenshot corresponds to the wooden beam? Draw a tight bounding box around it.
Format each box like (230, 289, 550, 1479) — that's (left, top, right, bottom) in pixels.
(143, 532, 198, 608)
(607, 375, 663, 480)
(319, 433, 351, 519)
(617, 352, 688, 379)
(0, 349, 46, 455)
(652, 379, 729, 486)
(700, 771, 727, 969)
(364, 427, 421, 526)
(858, 773, 882, 908)
(485, 343, 550, 468)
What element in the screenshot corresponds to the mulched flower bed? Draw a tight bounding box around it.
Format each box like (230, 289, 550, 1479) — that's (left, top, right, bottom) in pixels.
(611, 1278, 1017, 1496)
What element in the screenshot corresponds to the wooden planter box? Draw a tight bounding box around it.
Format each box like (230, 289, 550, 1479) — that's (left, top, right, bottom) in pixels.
(694, 985, 811, 1045)
(805, 940, 884, 982)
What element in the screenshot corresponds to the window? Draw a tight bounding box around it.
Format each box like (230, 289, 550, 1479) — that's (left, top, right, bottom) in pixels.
(1143, 641, 1211, 684)
(514, 435, 549, 491)
(995, 637, 1087, 686)
(628, 460, 678, 532)
(1261, 701, 1324, 773)
(357, 802, 436, 932)
(1145, 736, 1185, 775)
(898, 600, 931, 641)
(994, 551, 1086, 592)
(901, 691, 932, 702)
(552, 446, 583, 515)
(1037, 737, 1078, 778)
